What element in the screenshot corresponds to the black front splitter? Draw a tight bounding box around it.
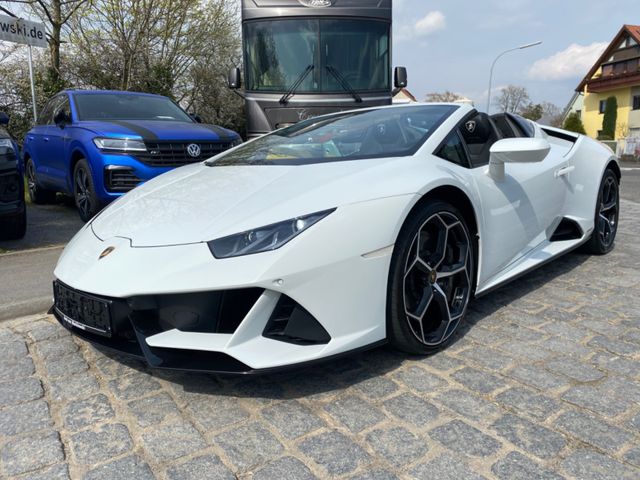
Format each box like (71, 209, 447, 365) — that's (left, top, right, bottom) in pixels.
(52, 306, 387, 376)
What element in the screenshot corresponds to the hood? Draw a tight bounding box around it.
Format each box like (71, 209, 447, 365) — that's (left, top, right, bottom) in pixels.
(78, 120, 238, 141)
(91, 157, 408, 247)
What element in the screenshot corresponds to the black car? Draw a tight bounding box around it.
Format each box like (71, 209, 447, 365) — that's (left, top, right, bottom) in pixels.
(0, 112, 27, 240)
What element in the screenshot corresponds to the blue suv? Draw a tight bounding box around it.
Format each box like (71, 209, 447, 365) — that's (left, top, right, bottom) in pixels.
(23, 90, 242, 221)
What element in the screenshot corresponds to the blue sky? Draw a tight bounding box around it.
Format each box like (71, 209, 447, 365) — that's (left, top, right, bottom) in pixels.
(392, 0, 638, 110)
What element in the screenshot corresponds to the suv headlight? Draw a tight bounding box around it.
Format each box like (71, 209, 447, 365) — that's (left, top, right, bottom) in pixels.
(208, 209, 335, 259)
(0, 138, 16, 155)
(93, 137, 147, 152)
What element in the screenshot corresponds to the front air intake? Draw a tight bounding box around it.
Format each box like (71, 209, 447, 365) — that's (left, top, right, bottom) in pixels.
(263, 295, 331, 345)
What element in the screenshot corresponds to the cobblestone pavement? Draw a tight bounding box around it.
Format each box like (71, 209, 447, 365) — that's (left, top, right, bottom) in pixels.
(1, 201, 640, 480)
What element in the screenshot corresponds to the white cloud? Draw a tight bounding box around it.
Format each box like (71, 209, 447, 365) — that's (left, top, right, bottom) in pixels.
(395, 10, 445, 42)
(415, 11, 446, 36)
(528, 42, 608, 80)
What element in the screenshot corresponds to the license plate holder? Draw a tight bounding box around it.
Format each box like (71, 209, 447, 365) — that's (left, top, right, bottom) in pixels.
(53, 282, 112, 337)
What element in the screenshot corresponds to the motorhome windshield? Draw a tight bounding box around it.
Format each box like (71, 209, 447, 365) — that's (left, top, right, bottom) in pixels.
(244, 18, 390, 94)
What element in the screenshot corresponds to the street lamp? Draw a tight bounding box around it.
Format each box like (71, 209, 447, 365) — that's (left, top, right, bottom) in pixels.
(486, 41, 543, 113)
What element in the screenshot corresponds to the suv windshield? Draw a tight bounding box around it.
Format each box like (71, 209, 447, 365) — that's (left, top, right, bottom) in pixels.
(244, 18, 390, 93)
(210, 105, 457, 166)
(74, 93, 193, 122)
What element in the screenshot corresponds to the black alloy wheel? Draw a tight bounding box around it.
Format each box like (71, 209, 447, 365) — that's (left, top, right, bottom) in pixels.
(583, 168, 619, 255)
(388, 201, 474, 354)
(73, 159, 101, 222)
(26, 158, 56, 204)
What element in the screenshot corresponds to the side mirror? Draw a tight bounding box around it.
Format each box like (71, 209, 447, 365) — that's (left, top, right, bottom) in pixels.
(228, 67, 241, 90)
(394, 66, 408, 88)
(0, 112, 9, 125)
(489, 138, 550, 181)
(54, 110, 71, 128)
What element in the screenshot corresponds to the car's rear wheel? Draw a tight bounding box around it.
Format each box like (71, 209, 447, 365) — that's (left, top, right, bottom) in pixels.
(0, 207, 27, 240)
(388, 201, 474, 354)
(583, 168, 619, 255)
(26, 158, 56, 204)
(73, 159, 101, 222)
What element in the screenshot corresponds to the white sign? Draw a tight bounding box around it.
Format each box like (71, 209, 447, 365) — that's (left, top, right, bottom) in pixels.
(0, 15, 47, 48)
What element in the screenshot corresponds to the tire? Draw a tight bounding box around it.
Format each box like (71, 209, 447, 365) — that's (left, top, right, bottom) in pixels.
(26, 158, 56, 204)
(582, 168, 619, 255)
(387, 200, 475, 355)
(0, 206, 27, 240)
(73, 159, 102, 222)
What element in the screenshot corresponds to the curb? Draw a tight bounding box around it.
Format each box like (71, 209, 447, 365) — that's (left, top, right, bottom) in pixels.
(0, 296, 51, 322)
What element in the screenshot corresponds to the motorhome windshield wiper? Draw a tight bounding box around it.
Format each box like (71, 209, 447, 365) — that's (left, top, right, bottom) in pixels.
(280, 65, 315, 104)
(325, 65, 363, 103)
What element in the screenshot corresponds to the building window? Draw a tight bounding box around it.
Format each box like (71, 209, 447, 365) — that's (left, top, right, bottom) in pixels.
(633, 95, 640, 110)
(599, 100, 607, 114)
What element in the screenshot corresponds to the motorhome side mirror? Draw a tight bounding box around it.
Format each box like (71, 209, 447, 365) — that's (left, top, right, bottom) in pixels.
(394, 67, 408, 88)
(0, 112, 9, 125)
(54, 110, 70, 127)
(228, 67, 241, 90)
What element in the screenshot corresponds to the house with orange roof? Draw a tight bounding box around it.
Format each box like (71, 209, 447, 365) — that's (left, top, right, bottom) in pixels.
(577, 24, 640, 140)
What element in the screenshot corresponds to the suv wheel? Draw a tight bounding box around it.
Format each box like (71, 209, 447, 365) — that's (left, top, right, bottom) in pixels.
(73, 159, 102, 222)
(26, 158, 56, 204)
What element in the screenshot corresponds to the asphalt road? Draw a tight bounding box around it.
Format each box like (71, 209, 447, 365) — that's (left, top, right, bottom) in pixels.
(621, 162, 640, 203)
(1, 163, 639, 321)
(0, 201, 83, 321)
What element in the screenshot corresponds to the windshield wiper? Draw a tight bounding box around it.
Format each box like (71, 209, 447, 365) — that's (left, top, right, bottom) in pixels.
(280, 65, 314, 104)
(325, 65, 362, 103)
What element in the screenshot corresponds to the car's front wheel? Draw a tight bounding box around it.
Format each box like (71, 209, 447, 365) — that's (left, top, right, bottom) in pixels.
(583, 168, 619, 255)
(26, 158, 56, 204)
(73, 159, 101, 222)
(387, 201, 475, 354)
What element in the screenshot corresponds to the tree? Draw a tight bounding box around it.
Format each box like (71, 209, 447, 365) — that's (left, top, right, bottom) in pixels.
(1, 0, 91, 92)
(563, 112, 586, 135)
(601, 96, 618, 140)
(65, 0, 244, 130)
(425, 91, 465, 103)
(541, 101, 563, 127)
(494, 85, 530, 114)
(519, 103, 544, 121)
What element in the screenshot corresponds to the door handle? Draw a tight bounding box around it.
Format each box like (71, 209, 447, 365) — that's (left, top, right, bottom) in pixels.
(555, 165, 575, 178)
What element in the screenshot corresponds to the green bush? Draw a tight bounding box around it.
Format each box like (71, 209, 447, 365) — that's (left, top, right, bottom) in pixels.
(601, 96, 618, 139)
(563, 112, 586, 135)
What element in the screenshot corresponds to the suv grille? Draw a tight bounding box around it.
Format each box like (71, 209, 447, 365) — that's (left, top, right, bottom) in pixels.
(135, 141, 232, 167)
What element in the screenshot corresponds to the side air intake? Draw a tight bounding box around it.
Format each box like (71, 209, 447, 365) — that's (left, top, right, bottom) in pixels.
(550, 218, 583, 242)
(263, 295, 331, 345)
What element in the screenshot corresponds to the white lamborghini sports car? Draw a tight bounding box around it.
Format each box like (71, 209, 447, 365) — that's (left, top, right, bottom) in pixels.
(52, 103, 620, 373)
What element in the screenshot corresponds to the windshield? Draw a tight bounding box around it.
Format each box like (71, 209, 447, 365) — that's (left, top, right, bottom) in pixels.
(210, 105, 457, 166)
(244, 18, 390, 93)
(74, 93, 193, 122)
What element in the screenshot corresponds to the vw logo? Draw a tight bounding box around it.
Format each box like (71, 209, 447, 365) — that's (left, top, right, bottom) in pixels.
(186, 143, 201, 158)
(298, 0, 333, 7)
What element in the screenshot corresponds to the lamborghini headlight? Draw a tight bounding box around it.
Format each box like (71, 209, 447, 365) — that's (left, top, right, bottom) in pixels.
(208, 209, 335, 259)
(93, 137, 147, 152)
